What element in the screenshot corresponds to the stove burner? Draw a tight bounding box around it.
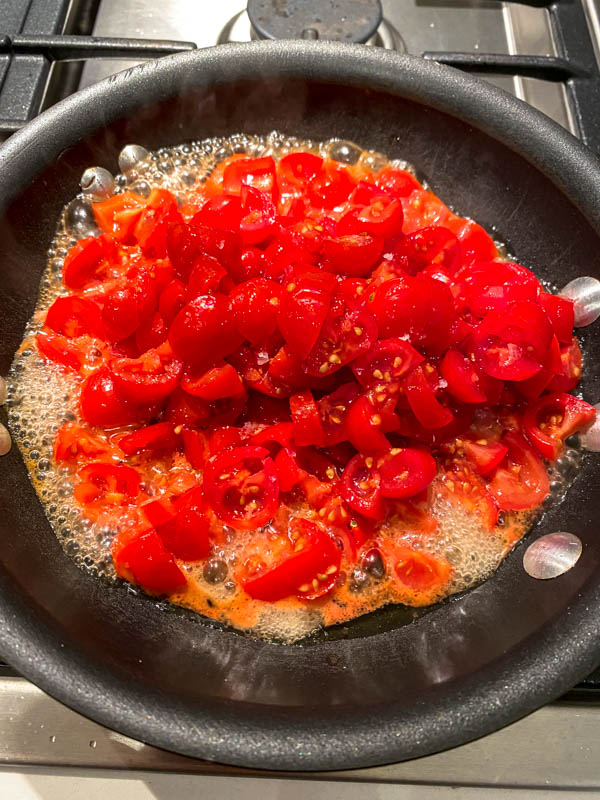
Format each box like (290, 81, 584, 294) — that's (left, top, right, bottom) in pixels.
(247, 0, 383, 43)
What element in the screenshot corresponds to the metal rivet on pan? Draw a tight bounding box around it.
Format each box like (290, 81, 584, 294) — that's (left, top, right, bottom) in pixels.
(560, 277, 600, 327)
(118, 144, 149, 174)
(0, 423, 11, 456)
(578, 402, 600, 451)
(80, 167, 115, 201)
(523, 532, 582, 579)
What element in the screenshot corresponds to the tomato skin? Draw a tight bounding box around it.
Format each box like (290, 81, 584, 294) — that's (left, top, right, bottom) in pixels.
(374, 166, 422, 197)
(239, 185, 276, 246)
(488, 432, 550, 511)
(168, 294, 241, 367)
(112, 529, 186, 595)
(119, 422, 180, 455)
(319, 382, 360, 446)
(321, 232, 384, 277)
(463, 439, 508, 476)
(440, 349, 492, 404)
(340, 195, 404, 239)
(547, 338, 583, 393)
(133, 188, 180, 258)
(523, 393, 596, 460)
(390, 226, 460, 274)
(241, 518, 341, 602)
(222, 156, 277, 198)
(74, 462, 141, 505)
(307, 160, 355, 209)
(45, 296, 104, 339)
(180, 362, 243, 401)
(290, 390, 325, 447)
(458, 261, 540, 317)
(135, 311, 168, 353)
(203, 446, 279, 530)
(186, 254, 227, 299)
(159, 279, 187, 325)
(182, 427, 209, 469)
(37, 332, 84, 372)
(540, 293, 574, 344)
(80, 366, 159, 428)
(346, 394, 391, 455)
(277, 152, 324, 190)
(229, 278, 281, 344)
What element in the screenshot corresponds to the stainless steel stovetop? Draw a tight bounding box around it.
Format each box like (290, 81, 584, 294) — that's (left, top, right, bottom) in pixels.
(1, 0, 600, 792)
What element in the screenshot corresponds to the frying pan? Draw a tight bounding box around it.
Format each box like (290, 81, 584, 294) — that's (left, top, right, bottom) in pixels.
(0, 41, 600, 772)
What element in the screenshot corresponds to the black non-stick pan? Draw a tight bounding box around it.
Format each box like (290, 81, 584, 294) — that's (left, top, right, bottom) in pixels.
(0, 41, 599, 771)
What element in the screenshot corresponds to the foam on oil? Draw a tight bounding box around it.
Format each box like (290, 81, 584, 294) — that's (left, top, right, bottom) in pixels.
(6, 131, 582, 643)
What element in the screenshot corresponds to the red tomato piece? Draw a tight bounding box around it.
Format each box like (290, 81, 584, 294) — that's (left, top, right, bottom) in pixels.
(321, 233, 384, 277)
(290, 390, 325, 447)
(389, 226, 460, 274)
(394, 547, 451, 592)
(204, 446, 279, 530)
(53, 423, 108, 462)
(303, 292, 377, 377)
(341, 453, 386, 520)
(74, 462, 141, 505)
(346, 394, 392, 454)
(403, 365, 454, 430)
(181, 362, 244, 401)
(277, 152, 324, 190)
(133, 188, 180, 258)
(318, 382, 361, 446)
(155, 486, 211, 561)
(135, 311, 168, 353)
(463, 439, 508, 476)
(278, 271, 336, 360)
(274, 447, 305, 492)
(352, 338, 424, 389)
(80, 366, 159, 428)
(62, 235, 105, 289)
(112, 529, 186, 595)
(159, 278, 187, 325)
(239, 185, 276, 246)
(111, 347, 182, 403)
(523, 393, 596, 460)
(516, 335, 562, 400)
(186, 254, 227, 299)
(242, 518, 341, 601)
(378, 448, 437, 498)
(229, 278, 281, 344)
(459, 261, 540, 317)
(307, 160, 355, 209)
(142, 496, 177, 529)
(374, 166, 422, 197)
(37, 332, 84, 372)
(92, 192, 146, 243)
(45, 295, 104, 339)
(540, 292, 575, 344)
(339, 195, 404, 239)
(118, 421, 180, 455)
(450, 218, 498, 265)
(440, 349, 501, 404)
(182, 427, 209, 469)
(168, 294, 241, 367)
(222, 156, 277, 198)
(488, 432, 550, 511)
(168, 219, 240, 280)
(249, 422, 293, 452)
(194, 194, 243, 232)
(547, 338, 583, 393)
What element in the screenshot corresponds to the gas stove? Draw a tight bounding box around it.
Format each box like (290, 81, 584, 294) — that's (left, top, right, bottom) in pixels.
(1, 0, 600, 791)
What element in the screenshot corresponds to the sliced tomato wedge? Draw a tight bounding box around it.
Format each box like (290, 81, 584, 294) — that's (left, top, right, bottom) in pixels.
(390, 226, 460, 274)
(321, 232, 384, 277)
(346, 393, 393, 455)
(290, 390, 325, 447)
(203, 445, 279, 530)
(62, 235, 108, 289)
(153, 486, 211, 561)
(393, 547, 451, 593)
(540, 292, 575, 344)
(341, 453, 386, 520)
(53, 424, 108, 462)
(181, 362, 244, 401)
(112, 528, 186, 595)
(403, 365, 454, 430)
(119, 421, 180, 455)
(459, 261, 540, 317)
(92, 191, 146, 243)
(222, 156, 277, 198)
(318, 382, 360, 445)
(241, 518, 341, 601)
(488, 432, 550, 511)
(378, 448, 437, 498)
(440, 349, 501, 404)
(278, 271, 336, 360)
(239, 185, 276, 246)
(277, 152, 324, 190)
(547, 338, 583, 393)
(523, 393, 596, 460)
(37, 332, 84, 372)
(168, 294, 241, 367)
(80, 366, 160, 428)
(352, 338, 424, 389)
(463, 438, 508, 476)
(74, 462, 141, 505)
(45, 296, 104, 339)
(229, 277, 281, 344)
(110, 347, 182, 403)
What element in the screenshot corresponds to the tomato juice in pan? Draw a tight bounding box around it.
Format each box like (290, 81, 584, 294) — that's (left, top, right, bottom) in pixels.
(7, 132, 594, 642)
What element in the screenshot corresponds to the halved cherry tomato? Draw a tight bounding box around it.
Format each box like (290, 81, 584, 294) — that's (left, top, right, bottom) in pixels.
(159, 278, 187, 324)
(319, 383, 360, 445)
(80, 366, 159, 428)
(92, 191, 146, 243)
(516, 335, 562, 400)
(523, 393, 595, 460)
(135, 311, 168, 353)
(278, 271, 336, 360)
(374, 165, 422, 197)
(307, 160, 355, 209)
(222, 156, 277, 198)
(540, 292, 575, 344)
(290, 390, 324, 447)
(154, 486, 211, 560)
(74, 462, 140, 505)
(346, 394, 392, 455)
(112, 529, 186, 594)
(303, 292, 377, 377)
(340, 195, 404, 239)
(403, 365, 454, 430)
(277, 152, 324, 189)
(440, 349, 500, 404)
(488, 432, 550, 511)
(393, 547, 451, 593)
(111, 347, 182, 403)
(229, 278, 281, 344)
(378, 448, 437, 498)
(390, 226, 460, 274)
(341, 453, 386, 520)
(133, 188, 180, 258)
(186, 254, 227, 299)
(547, 338, 583, 393)
(451, 218, 498, 265)
(37, 332, 84, 372)
(352, 338, 424, 389)
(119, 422, 180, 455)
(463, 438, 508, 476)
(181, 363, 244, 401)
(169, 294, 241, 367)
(53, 423, 108, 462)
(249, 422, 294, 452)
(203, 446, 279, 530)
(241, 518, 341, 601)
(62, 235, 106, 289)
(459, 261, 540, 317)
(239, 186, 276, 246)
(45, 296, 104, 339)
(321, 233, 384, 277)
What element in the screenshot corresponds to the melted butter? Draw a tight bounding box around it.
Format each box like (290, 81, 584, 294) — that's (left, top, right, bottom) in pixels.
(7, 131, 582, 643)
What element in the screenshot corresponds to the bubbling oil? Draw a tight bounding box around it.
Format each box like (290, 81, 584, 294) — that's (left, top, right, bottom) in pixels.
(6, 131, 583, 643)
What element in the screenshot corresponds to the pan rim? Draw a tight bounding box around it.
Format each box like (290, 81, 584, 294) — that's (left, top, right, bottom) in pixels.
(1, 40, 600, 771)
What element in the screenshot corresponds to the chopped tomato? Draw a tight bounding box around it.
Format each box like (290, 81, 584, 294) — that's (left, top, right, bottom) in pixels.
(45, 296, 104, 339)
(62, 235, 108, 289)
(290, 390, 324, 447)
(547, 338, 583, 393)
(341, 453, 386, 520)
(403, 365, 454, 430)
(74, 462, 140, 505)
(119, 421, 180, 455)
(112, 529, 186, 595)
(37, 332, 84, 372)
(92, 192, 146, 243)
(80, 366, 160, 428)
(378, 448, 437, 498)
(53, 424, 108, 462)
(463, 438, 508, 476)
(393, 547, 451, 593)
(154, 486, 211, 560)
(488, 432, 550, 511)
(111, 348, 182, 403)
(229, 278, 281, 344)
(278, 271, 336, 360)
(168, 294, 241, 366)
(181, 362, 244, 401)
(523, 393, 595, 460)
